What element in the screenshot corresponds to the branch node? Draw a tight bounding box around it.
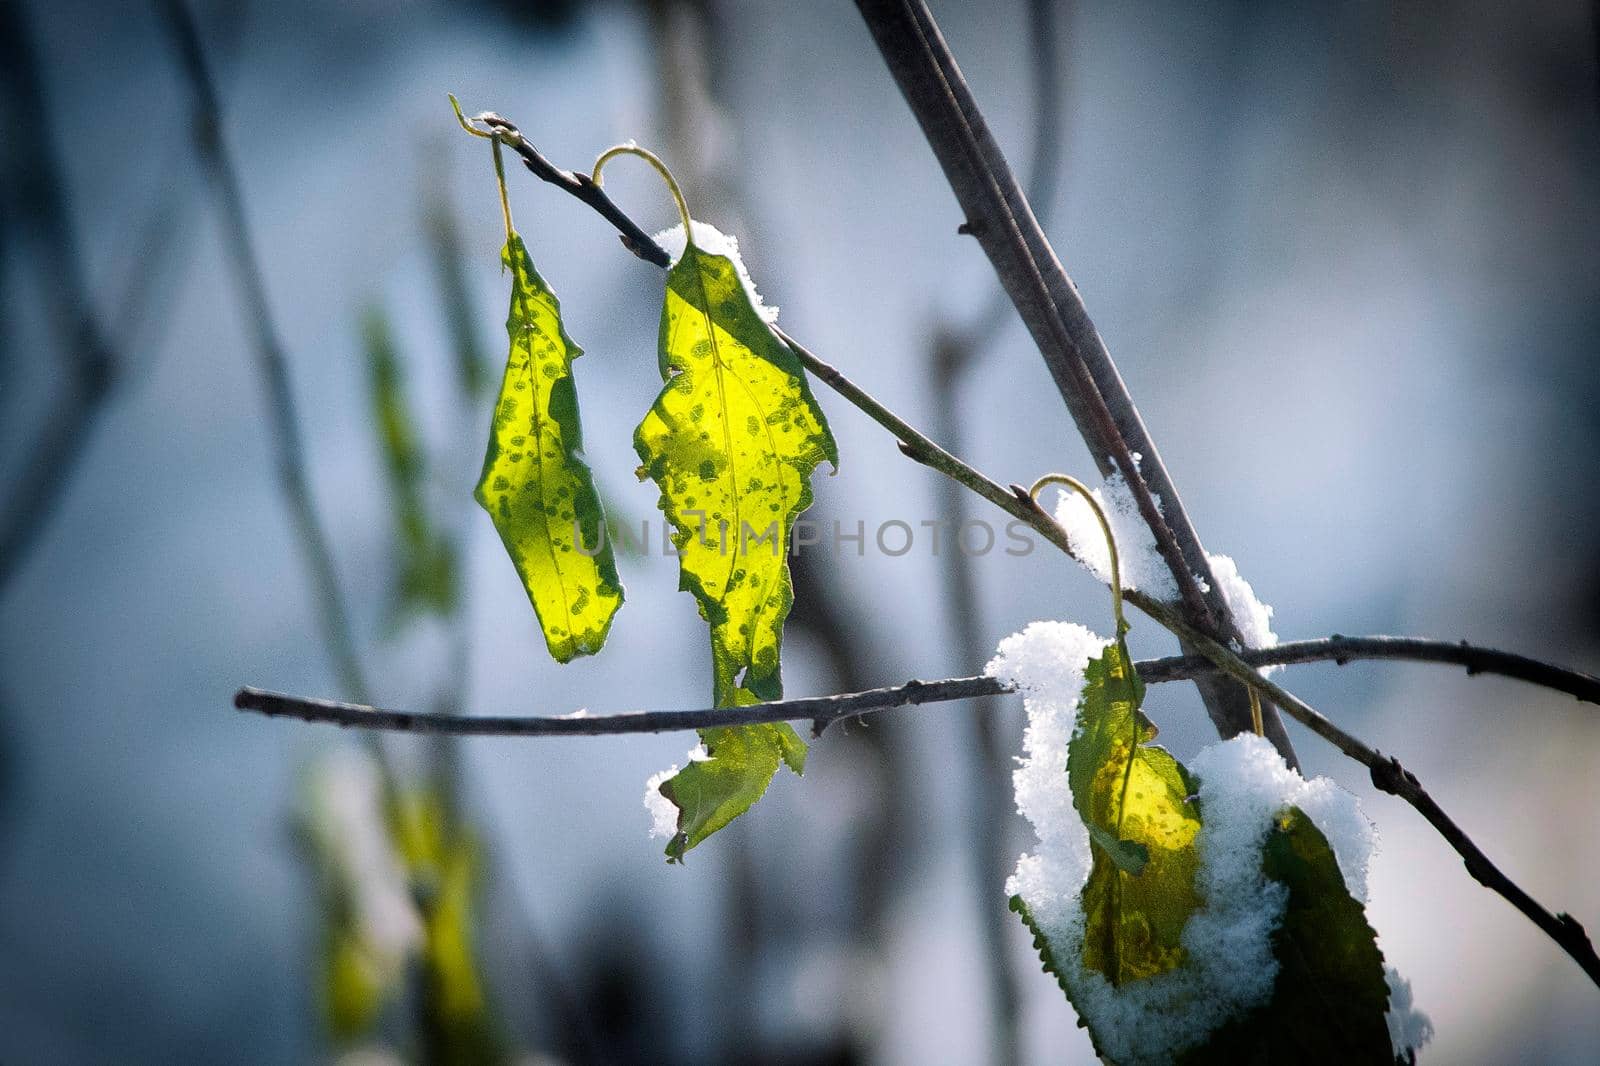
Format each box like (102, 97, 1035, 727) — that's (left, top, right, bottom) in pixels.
(1368, 753, 1416, 796)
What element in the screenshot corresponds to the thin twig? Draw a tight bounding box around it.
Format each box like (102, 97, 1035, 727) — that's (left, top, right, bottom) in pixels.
(236, 633, 1600, 738)
(1143, 635, 1600, 703)
(236, 677, 999, 737)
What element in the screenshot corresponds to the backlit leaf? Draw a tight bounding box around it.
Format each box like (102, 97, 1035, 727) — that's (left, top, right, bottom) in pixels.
(475, 234, 623, 663)
(638, 232, 836, 859)
(1070, 635, 1204, 985)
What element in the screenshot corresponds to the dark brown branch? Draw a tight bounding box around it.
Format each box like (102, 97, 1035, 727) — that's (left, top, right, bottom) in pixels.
(236, 677, 999, 737)
(1145, 635, 1600, 704)
(237, 632, 1600, 736)
(853, 0, 1295, 762)
(475, 115, 672, 268)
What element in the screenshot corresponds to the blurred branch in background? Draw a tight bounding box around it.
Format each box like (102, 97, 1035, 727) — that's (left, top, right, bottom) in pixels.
(0, 0, 195, 589)
(925, 2, 1066, 1061)
(156, 0, 371, 706)
(153, 2, 557, 1060)
(0, 0, 235, 870)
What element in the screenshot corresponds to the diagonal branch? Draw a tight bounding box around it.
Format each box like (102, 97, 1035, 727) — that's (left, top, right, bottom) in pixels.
(853, 0, 1296, 762)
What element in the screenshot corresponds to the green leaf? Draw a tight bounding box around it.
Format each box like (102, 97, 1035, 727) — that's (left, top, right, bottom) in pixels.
(1070, 637, 1204, 986)
(1180, 808, 1394, 1065)
(475, 234, 624, 663)
(364, 306, 457, 621)
(637, 235, 836, 858)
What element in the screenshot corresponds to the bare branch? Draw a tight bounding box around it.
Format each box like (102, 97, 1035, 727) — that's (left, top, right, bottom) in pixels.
(475, 115, 672, 268)
(237, 676, 1000, 738)
(853, 0, 1297, 762)
(236, 633, 1600, 738)
(1145, 635, 1600, 705)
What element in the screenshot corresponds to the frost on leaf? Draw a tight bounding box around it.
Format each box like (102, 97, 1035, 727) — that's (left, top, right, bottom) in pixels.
(990, 624, 1418, 1064)
(475, 234, 623, 663)
(637, 223, 835, 861)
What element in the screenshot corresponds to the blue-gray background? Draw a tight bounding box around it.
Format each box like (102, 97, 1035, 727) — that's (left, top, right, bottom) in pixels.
(2, 1, 1598, 1062)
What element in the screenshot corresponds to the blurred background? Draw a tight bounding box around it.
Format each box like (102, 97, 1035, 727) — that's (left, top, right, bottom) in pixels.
(3, 0, 1599, 1062)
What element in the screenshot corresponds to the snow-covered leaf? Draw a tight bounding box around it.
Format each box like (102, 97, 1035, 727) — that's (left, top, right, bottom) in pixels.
(1181, 808, 1394, 1064)
(1071, 637, 1204, 985)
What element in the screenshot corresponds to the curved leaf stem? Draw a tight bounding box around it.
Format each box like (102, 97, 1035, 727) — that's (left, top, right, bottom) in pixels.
(449, 95, 516, 242)
(1028, 474, 1124, 634)
(491, 137, 514, 242)
(591, 144, 694, 240)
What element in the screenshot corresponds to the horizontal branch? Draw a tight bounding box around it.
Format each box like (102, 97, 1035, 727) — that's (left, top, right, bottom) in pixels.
(1146, 635, 1600, 705)
(236, 633, 1598, 738)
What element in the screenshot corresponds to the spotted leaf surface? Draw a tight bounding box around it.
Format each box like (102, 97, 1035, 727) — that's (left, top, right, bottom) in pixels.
(639, 235, 835, 859)
(475, 234, 623, 663)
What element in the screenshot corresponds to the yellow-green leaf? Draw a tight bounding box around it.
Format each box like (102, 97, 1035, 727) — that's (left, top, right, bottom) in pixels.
(475, 234, 623, 663)
(1070, 637, 1204, 986)
(638, 233, 836, 859)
